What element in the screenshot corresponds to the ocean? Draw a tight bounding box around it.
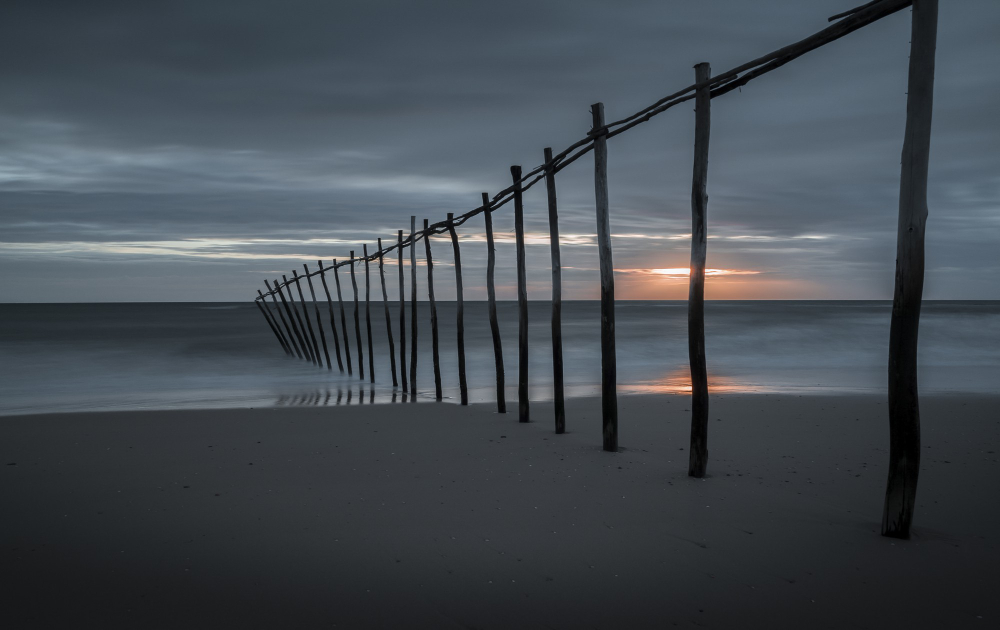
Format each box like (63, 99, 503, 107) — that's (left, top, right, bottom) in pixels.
(2, 301, 998, 416)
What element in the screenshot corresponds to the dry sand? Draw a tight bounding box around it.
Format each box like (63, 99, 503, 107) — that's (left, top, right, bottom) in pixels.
(2, 393, 998, 628)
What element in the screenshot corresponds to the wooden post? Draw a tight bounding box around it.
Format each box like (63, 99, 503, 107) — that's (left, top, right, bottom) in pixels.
(592, 103, 618, 452)
(265, 279, 304, 360)
(281, 275, 314, 364)
(255, 295, 290, 355)
(350, 251, 365, 380)
(378, 238, 399, 387)
(544, 147, 566, 434)
(512, 165, 529, 423)
(363, 244, 375, 384)
(484, 193, 506, 413)
(257, 289, 292, 355)
(397, 230, 408, 392)
(304, 264, 333, 370)
(447, 212, 468, 405)
(318, 260, 345, 372)
(409, 216, 418, 396)
(424, 219, 443, 401)
(333, 261, 353, 375)
(883, 0, 937, 540)
(292, 270, 321, 366)
(687, 64, 711, 476)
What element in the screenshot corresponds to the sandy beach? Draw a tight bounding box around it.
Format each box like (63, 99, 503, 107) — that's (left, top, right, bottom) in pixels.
(2, 393, 998, 628)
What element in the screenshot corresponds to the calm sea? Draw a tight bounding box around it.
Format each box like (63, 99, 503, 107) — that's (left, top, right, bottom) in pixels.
(1, 301, 998, 416)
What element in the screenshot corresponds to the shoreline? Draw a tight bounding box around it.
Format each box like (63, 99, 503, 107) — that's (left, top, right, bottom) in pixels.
(3, 393, 998, 628)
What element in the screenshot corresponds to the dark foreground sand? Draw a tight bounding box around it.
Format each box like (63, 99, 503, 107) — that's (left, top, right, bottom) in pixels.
(2, 393, 998, 629)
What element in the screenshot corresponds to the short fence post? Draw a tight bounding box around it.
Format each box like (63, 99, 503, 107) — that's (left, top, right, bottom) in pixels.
(255, 293, 291, 355)
(544, 147, 566, 434)
(592, 103, 618, 452)
(282, 276, 313, 361)
(292, 270, 321, 366)
(349, 251, 365, 380)
(409, 216, 418, 397)
(883, 0, 937, 540)
(424, 219, 443, 401)
(447, 212, 468, 405)
(484, 192, 506, 413)
(397, 231, 408, 392)
(378, 238, 399, 387)
(363, 244, 375, 384)
(265, 279, 304, 360)
(304, 264, 333, 370)
(318, 261, 345, 372)
(333, 261, 353, 375)
(512, 165, 530, 423)
(687, 64, 711, 476)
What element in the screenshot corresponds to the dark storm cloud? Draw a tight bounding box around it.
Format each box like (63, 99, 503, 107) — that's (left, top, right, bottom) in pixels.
(1, 0, 998, 301)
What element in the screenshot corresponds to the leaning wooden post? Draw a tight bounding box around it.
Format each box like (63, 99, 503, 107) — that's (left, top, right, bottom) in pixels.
(378, 238, 399, 387)
(397, 231, 408, 392)
(349, 251, 365, 380)
(255, 295, 290, 355)
(409, 216, 418, 396)
(266, 279, 304, 360)
(592, 103, 618, 452)
(687, 64, 711, 476)
(257, 289, 292, 356)
(423, 219, 443, 401)
(363, 245, 375, 384)
(512, 165, 530, 423)
(484, 192, 506, 413)
(292, 270, 321, 366)
(282, 275, 315, 364)
(447, 212, 468, 405)
(304, 264, 333, 370)
(318, 261, 345, 372)
(333, 261, 353, 375)
(544, 147, 566, 434)
(883, 0, 937, 540)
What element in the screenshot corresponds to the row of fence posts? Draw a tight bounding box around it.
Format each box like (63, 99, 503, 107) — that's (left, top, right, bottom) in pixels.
(254, 80, 706, 462)
(252, 0, 935, 540)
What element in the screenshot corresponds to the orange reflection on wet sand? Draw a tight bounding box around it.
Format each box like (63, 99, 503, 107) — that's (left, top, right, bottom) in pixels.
(621, 368, 760, 395)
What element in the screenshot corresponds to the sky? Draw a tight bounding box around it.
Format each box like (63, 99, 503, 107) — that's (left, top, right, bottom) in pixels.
(1, 0, 998, 302)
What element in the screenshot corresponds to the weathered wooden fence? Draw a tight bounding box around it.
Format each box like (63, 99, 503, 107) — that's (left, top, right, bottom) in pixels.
(252, 0, 936, 539)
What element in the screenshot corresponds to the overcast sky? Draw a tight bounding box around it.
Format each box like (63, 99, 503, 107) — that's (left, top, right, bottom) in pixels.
(1, 0, 997, 302)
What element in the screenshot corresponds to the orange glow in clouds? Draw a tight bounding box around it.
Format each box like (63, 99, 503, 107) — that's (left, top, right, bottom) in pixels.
(646, 268, 761, 279)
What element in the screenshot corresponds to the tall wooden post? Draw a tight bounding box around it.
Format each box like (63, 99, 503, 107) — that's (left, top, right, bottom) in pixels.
(592, 103, 618, 452)
(333, 261, 353, 375)
(484, 192, 506, 413)
(409, 216, 418, 396)
(688, 64, 711, 476)
(883, 0, 937, 540)
(512, 165, 530, 423)
(304, 264, 333, 370)
(257, 289, 292, 355)
(349, 251, 365, 380)
(424, 219, 443, 401)
(255, 295, 290, 355)
(265, 279, 304, 360)
(447, 213, 468, 405)
(378, 238, 399, 387)
(397, 231, 408, 392)
(283, 274, 315, 365)
(292, 271, 321, 366)
(544, 147, 566, 434)
(318, 261, 345, 372)
(363, 245, 375, 384)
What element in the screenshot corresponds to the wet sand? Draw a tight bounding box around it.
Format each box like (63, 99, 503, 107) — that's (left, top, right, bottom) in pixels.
(2, 393, 998, 628)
